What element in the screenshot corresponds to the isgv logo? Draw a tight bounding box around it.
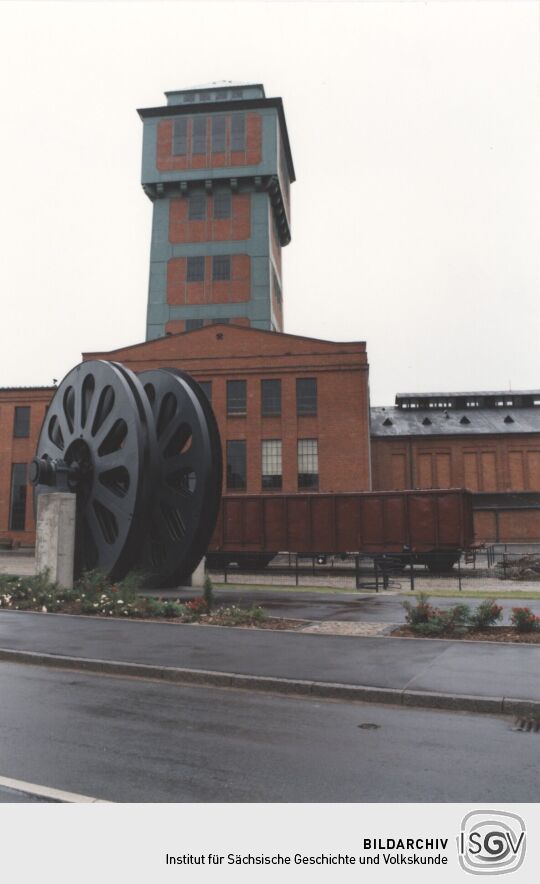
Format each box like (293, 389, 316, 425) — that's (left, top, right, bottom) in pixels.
(458, 810, 526, 875)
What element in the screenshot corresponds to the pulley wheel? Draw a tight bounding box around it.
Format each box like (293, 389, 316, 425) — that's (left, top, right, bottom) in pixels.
(137, 368, 222, 587)
(33, 360, 156, 579)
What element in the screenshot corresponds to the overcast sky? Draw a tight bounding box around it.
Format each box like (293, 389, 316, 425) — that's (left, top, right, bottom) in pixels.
(1, 1, 539, 404)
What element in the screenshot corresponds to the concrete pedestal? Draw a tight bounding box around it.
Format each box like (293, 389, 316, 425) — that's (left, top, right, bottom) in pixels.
(35, 492, 76, 589)
(190, 556, 206, 588)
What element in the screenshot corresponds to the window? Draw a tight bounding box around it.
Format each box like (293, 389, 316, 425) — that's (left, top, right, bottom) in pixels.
(210, 318, 229, 325)
(10, 463, 27, 530)
(188, 191, 206, 220)
(186, 318, 204, 331)
(213, 191, 231, 219)
(198, 381, 212, 403)
(230, 89, 243, 99)
(183, 93, 195, 104)
(227, 380, 246, 415)
(262, 440, 282, 489)
(296, 378, 317, 415)
(298, 439, 319, 490)
(187, 257, 204, 282)
(227, 440, 246, 489)
(261, 379, 281, 416)
(231, 113, 245, 150)
(192, 116, 207, 154)
(172, 118, 187, 155)
(14, 406, 30, 438)
(212, 115, 226, 152)
(213, 255, 231, 281)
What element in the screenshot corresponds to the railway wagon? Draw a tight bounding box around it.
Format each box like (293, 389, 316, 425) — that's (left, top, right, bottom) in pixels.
(207, 488, 475, 571)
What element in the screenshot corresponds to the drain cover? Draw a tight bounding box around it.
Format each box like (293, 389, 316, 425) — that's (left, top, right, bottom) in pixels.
(357, 723, 380, 730)
(512, 717, 540, 733)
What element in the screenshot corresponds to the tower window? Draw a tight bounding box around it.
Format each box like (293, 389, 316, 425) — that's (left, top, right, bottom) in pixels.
(296, 378, 317, 416)
(212, 115, 226, 152)
(213, 191, 231, 219)
(186, 318, 204, 331)
(188, 190, 206, 221)
(192, 117, 207, 155)
(188, 191, 206, 221)
(261, 379, 281, 416)
(14, 406, 30, 438)
(227, 380, 247, 415)
(227, 440, 246, 489)
(230, 89, 244, 99)
(183, 93, 195, 104)
(298, 439, 319, 490)
(10, 463, 27, 531)
(187, 257, 205, 282)
(262, 440, 282, 489)
(213, 255, 231, 281)
(231, 113, 245, 151)
(172, 118, 187, 155)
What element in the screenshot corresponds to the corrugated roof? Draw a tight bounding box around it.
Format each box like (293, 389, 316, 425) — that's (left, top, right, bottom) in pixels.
(371, 406, 540, 437)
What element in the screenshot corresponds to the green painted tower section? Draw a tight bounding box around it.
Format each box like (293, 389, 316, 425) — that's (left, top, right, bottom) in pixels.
(138, 82, 295, 339)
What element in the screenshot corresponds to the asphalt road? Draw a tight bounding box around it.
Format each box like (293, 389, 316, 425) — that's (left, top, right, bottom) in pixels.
(0, 661, 537, 803)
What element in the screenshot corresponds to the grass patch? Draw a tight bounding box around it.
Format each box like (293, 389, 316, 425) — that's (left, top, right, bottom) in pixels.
(398, 589, 540, 600)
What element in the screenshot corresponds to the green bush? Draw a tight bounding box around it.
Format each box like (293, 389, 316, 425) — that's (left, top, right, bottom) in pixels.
(403, 595, 470, 636)
(511, 607, 540, 633)
(469, 599, 503, 630)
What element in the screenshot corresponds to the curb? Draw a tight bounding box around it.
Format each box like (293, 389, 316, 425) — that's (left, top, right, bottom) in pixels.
(0, 646, 537, 717)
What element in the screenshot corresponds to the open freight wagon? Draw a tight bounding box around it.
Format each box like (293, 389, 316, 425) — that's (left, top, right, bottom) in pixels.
(207, 488, 475, 571)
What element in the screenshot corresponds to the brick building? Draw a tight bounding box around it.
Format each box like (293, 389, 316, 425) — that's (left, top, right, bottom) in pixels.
(83, 324, 372, 496)
(371, 391, 540, 542)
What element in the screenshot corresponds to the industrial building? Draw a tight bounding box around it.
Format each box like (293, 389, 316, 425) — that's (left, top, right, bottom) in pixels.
(1, 83, 539, 549)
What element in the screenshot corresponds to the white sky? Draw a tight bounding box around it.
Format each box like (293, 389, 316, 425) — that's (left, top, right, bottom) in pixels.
(1, 1, 539, 404)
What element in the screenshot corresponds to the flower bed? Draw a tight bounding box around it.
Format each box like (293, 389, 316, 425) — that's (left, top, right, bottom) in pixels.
(395, 593, 540, 642)
(0, 570, 276, 628)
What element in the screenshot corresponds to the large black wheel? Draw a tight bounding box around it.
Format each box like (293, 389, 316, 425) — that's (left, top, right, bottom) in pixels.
(32, 361, 156, 579)
(137, 368, 222, 587)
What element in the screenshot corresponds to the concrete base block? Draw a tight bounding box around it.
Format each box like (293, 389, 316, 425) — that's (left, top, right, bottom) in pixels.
(35, 492, 76, 589)
(191, 556, 206, 588)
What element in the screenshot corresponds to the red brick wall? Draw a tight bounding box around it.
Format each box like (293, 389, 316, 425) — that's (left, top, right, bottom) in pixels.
(85, 328, 371, 496)
(167, 255, 250, 305)
(157, 113, 262, 172)
(169, 193, 250, 243)
(371, 435, 540, 493)
(0, 389, 53, 545)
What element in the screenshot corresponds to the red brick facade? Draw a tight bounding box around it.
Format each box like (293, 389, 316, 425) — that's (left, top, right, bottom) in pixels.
(371, 435, 540, 493)
(169, 193, 251, 243)
(0, 389, 53, 545)
(167, 255, 250, 305)
(84, 326, 372, 496)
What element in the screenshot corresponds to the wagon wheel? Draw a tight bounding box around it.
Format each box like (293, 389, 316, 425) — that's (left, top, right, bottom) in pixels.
(31, 361, 156, 580)
(137, 367, 222, 587)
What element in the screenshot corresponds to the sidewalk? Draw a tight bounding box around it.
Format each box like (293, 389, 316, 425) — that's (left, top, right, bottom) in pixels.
(0, 608, 539, 716)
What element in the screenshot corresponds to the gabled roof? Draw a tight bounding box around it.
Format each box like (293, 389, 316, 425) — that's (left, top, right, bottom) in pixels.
(83, 323, 366, 361)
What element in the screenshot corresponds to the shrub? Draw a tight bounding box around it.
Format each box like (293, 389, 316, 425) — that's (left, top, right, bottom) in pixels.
(511, 607, 540, 633)
(402, 592, 433, 625)
(469, 599, 503, 630)
(403, 594, 471, 636)
(203, 574, 214, 612)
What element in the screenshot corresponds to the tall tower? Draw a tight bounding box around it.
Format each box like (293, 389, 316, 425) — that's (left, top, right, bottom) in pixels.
(138, 82, 295, 339)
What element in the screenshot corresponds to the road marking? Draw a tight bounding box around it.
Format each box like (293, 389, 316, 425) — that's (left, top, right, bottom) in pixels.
(0, 774, 111, 803)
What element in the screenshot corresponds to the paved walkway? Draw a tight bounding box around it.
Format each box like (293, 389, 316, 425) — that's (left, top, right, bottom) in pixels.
(0, 609, 539, 714)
